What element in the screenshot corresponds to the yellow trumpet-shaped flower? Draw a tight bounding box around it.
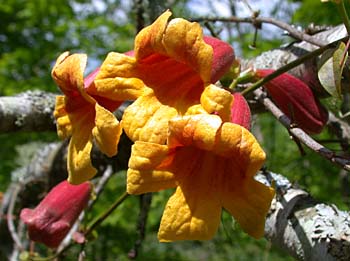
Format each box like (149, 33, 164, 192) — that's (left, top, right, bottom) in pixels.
(127, 114, 275, 241)
(93, 10, 235, 144)
(52, 52, 144, 184)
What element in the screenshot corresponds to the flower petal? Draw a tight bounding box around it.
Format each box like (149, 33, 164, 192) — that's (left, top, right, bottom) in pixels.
(158, 152, 222, 241)
(127, 141, 177, 194)
(221, 178, 275, 239)
(92, 103, 122, 157)
(127, 143, 206, 195)
(185, 104, 208, 115)
(122, 91, 178, 144)
(200, 84, 233, 122)
(90, 53, 146, 100)
(51, 52, 87, 97)
(54, 95, 72, 139)
(68, 133, 96, 185)
(135, 11, 213, 84)
(213, 122, 266, 178)
(67, 108, 96, 184)
(168, 114, 222, 150)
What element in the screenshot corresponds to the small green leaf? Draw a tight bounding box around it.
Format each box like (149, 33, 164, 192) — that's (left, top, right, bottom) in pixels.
(318, 42, 347, 99)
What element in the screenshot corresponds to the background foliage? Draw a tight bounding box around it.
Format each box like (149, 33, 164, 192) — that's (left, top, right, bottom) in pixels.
(0, 0, 348, 260)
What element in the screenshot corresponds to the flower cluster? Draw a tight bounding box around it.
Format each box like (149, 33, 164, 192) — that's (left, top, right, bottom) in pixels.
(21, 11, 274, 246)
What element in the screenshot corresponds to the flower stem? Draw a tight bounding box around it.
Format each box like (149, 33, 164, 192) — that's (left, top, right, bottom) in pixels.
(240, 38, 344, 96)
(337, 1, 350, 36)
(85, 191, 130, 237)
(229, 68, 255, 90)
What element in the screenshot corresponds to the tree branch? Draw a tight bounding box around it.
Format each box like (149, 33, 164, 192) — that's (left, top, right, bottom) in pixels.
(192, 15, 329, 47)
(254, 88, 350, 171)
(258, 171, 350, 260)
(0, 90, 56, 133)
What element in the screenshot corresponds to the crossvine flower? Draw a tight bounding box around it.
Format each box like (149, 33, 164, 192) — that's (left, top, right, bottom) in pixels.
(52, 52, 144, 184)
(127, 114, 275, 241)
(94, 10, 235, 144)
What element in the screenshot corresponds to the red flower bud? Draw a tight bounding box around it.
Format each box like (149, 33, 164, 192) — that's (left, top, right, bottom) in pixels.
(230, 93, 251, 130)
(204, 36, 235, 83)
(20, 181, 91, 248)
(256, 69, 328, 134)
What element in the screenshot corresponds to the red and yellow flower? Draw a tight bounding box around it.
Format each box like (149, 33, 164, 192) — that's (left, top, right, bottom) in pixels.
(52, 52, 144, 184)
(127, 114, 275, 241)
(94, 11, 235, 144)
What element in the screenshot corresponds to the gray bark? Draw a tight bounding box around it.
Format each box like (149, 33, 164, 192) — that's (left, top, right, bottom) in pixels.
(0, 90, 56, 132)
(258, 172, 350, 261)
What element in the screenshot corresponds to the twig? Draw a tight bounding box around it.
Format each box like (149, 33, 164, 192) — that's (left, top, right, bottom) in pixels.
(7, 184, 23, 251)
(84, 191, 129, 237)
(128, 193, 152, 259)
(57, 166, 115, 253)
(135, 0, 145, 33)
(337, 1, 350, 36)
(254, 88, 350, 171)
(192, 16, 328, 47)
(88, 165, 114, 210)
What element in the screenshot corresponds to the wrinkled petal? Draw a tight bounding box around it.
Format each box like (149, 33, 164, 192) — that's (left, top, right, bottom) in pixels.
(68, 134, 95, 185)
(128, 141, 170, 170)
(135, 11, 213, 84)
(167, 114, 222, 150)
(126, 114, 273, 242)
(200, 84, 233, 122)
(221, 178, 275, 239)
(185, 104, 208, 115)
(67, 108, 96, 184)
(213, 122, 266, 178)
(127, 141, 177, 194)
(92, 103, 122, 157)
(158, 152, 222, 242)
(54, 95, 72, 139)
(122, 91, 178, 144)
(127, 169, 176, 194)
(52, 52, 89, 100)
(127, 143, 205, 195)
(90, 53, 146, 100)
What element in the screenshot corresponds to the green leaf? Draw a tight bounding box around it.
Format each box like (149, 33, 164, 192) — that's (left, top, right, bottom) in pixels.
(318, 41, 347, 99)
